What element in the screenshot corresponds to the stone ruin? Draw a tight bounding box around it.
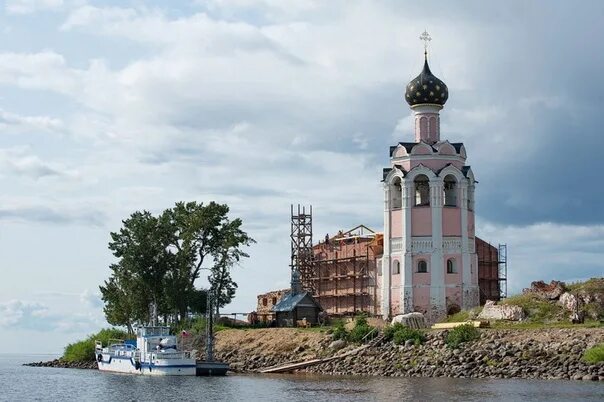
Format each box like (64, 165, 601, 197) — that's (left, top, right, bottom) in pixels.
(523, 280, 566, 300)
(391, 312, 428, 329)
(478, 300, 525, 321)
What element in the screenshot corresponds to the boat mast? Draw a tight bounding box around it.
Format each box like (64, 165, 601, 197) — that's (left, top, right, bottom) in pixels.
(205, 291, 214, 362)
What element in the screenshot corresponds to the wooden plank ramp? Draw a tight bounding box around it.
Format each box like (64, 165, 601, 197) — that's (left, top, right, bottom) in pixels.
(260, 335, 383, 374)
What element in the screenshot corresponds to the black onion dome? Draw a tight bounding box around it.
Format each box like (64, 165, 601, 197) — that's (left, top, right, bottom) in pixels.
(405, 55, 448, 107)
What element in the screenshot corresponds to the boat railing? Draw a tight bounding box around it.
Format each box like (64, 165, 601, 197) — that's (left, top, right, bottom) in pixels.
(150, 351, 193, 360)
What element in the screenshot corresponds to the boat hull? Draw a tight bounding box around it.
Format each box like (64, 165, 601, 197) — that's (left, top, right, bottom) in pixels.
(97, 355, 196, 376)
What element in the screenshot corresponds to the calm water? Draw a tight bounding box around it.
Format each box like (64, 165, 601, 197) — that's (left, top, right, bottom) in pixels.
(2, 354, 603, 401)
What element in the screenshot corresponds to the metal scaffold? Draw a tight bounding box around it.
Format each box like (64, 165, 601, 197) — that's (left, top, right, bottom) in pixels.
(498, 244, 508, 299)
(290, 204, 315, 293)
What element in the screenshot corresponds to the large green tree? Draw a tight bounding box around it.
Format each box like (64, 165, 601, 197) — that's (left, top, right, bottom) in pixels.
(99, 201, 254, 329)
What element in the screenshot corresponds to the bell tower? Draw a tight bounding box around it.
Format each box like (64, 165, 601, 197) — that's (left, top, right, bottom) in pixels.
(381, 32, 479, 322)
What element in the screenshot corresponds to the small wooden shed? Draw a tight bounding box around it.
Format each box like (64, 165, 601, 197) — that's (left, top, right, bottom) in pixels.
(272, 291, 322, 327)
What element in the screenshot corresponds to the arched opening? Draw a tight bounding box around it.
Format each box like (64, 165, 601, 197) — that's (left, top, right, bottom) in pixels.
(414, 174, 430, 206)
(417, 260, 428, 273)
(443, 175, 457, 207)
(391, 177, 402, 209)
(447, 304, 461, 315)
(447, 258, 456, 274)
(262, 298, 268, 306)
(272, 297, 277, 305)
(392, 260, 400, 275)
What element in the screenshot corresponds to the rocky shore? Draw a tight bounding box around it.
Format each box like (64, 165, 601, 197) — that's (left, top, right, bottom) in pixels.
(24, 359, 96, 370)
(215, 327, 604, 381)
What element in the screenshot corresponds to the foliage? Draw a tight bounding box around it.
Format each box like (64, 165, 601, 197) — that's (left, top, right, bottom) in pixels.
(99, 201, 254, 329)
(582, 344, 604, 364)
(331, 319, 348, 341)
(445, 324, 480, 348)
(348, 315, 376, 343)
(383, 323, 426, 345)
(63, 328, 131, 363)
(502, 293, 567, 323)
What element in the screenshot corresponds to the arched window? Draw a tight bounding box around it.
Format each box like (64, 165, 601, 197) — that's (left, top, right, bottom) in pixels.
(272, 297, 277, 305)
(392, 260, 400, 275)
(447, 259, 456, 274)
(414, 175, 430, 206)
(443, 175, 457, 207)
(391, 178, 402, 209)
(417, 260, 428, 273)
(262, 298, 268, 306)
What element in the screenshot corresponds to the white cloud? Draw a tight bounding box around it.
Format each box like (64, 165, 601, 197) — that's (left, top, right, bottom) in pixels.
(0, 109, 63, 133)
(0, 300, 49, 327)
(5, 0, 63, 15)
(0, 147, 77, 179)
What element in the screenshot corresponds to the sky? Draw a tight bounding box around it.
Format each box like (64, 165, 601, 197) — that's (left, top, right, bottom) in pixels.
(0, 0, 603, 354)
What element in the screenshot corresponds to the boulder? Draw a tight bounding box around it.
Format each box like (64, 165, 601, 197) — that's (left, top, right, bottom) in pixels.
(391, 312, 427, 329)
(478, 300, 525, 321)
(329, 340, 346, 351)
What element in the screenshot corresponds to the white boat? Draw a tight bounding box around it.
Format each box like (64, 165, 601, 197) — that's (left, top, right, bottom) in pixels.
(95, 326, 196, 376)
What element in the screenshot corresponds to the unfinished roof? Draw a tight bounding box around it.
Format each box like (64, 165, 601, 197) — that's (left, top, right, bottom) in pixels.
(271, 292, 321, 312)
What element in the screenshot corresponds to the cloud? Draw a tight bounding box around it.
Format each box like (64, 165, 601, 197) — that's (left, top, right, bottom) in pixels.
(80, 289, 103, 309)
(0, 109, 63, 134)
(4, 0, 63, 15)
(0, 300, 50, 328)
(0, 147, 75, 179)
(0, 202, 106, 226)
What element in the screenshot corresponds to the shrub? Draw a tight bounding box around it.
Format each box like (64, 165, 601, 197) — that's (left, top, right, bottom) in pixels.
(392, 326, 425, 346)
(383, 323, 425, 345)
(445, 324, 480, 348)
(348, 315, 376, 343)
(63, 328, 131, 363)
(583, 344, 604, 364)
(331, 319, 348, 341)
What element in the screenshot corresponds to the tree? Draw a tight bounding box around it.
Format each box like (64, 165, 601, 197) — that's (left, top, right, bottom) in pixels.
(165, 201, 255, 315)
(99, 201, 254, 328)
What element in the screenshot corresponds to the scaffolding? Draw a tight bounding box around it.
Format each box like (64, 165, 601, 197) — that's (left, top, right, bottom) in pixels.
(498, 244, 508, 299)
(476, 238, 501, 305)
(290, 204, 315, 293)
(311, 226, 382, 316)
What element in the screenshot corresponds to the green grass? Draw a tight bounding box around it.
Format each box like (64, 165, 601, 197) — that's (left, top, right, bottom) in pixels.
(490, 320, 604, 330)
(582, 344, 604, 364)
(445, 324, 480, 348)
(63, 328, 131, 363)
(444, 307, 483, 323)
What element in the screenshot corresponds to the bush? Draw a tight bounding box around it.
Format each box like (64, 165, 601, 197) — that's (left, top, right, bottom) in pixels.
(445, 324, 480, 348)
(393, 327, 425, 346)
(583, 344, 604, 364)
(383, 322, 425, 345)
(331, 319, 348, 341)
(63, 328, 131, 363)
(348, 315, 376, 343)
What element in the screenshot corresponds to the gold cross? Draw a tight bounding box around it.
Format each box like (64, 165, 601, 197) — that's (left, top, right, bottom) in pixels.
(419, 30, 431, 54)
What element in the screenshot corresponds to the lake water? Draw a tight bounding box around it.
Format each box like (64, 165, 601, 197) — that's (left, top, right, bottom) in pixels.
(2, 354, 603, 401)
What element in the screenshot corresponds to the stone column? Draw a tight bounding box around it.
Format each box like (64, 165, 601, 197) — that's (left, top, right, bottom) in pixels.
(429, 178, 445, 322)
(460, 180, 472, 309)
(401, 180, 414, 314)
(382, 183, 391, 320)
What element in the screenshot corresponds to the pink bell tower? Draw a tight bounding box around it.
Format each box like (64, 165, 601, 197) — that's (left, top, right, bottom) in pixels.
(380, 32, 479, 322)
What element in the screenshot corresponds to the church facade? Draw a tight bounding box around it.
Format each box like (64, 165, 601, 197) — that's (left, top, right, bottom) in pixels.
(380, 48, 480, 321)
